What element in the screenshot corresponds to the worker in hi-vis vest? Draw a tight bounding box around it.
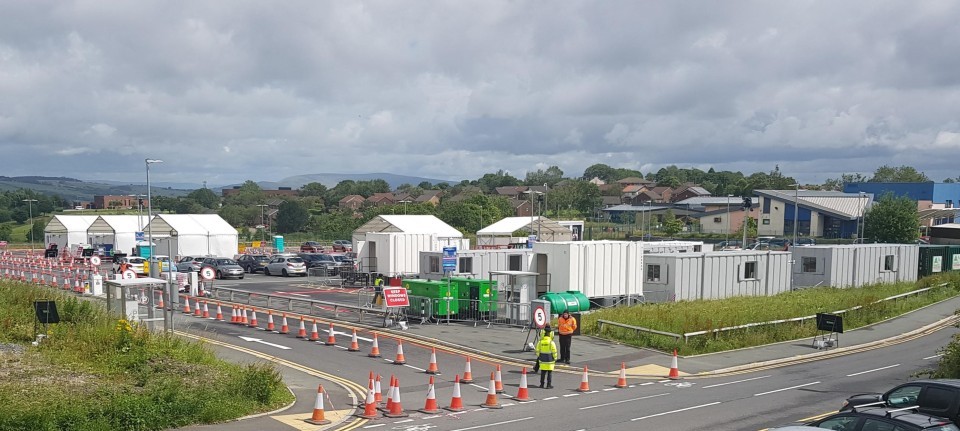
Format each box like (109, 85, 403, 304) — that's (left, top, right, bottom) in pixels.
(535, 328, 558, 389)
(557, 310, 578, 364)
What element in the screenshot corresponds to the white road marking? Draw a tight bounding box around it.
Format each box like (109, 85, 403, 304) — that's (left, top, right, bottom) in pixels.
(362, 424, 385, 429)
(640, 382, 654, 386)
(754, 381, 821, 397)
(580, 393, 671, 410)
(924, 354, 944, 360)
(405, 364, 427, 372)
(657, 379, 671, 383)
(586, 390, 599, 394)
(543, 396, 558, 400)
(469, 384, 487, 391)
(702, 375, 771, 389)
(422, 415, 441, 419)
(237, 336, 292, 350)
(563, 393, 580, 397)
(333, 330, 372, 342)
(450, 417, 534, 431)
(632, 401, 722, 421)
(846, 364, 900, 377)
(603, 388, 617, 391)
(288, 293, 309, 298)
(502, 403, 515, 407)
(394, 419, 413, 423)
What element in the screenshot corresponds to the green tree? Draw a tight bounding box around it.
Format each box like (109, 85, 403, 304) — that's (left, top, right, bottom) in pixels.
(662, 210, 684, 236)
(226, 180, 265, 206)
(863, 194, 920, 243)
(274, 201, 310, 233)
(582, 163, 617, 182)
(299, 182, 328, 197)
(31, 220, 45, 242)
(821, 173, 869, 191)
(546, 180, 601, 216)
(869, 165, 930, 183)
(524, 165, 565, 187)
(734, 217, 758, 239)
(0, 224, 11, 242)
(186, 188, 220, 209)
(474, 170, 521, 193)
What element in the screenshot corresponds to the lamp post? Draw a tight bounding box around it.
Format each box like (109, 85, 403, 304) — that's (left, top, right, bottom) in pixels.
(256, 204, 268, 244)
(726, 194, 733, 242)
(399, 200, 411, 215)
(523, 190, 543, 240)
(145, 159, 163, 260)
(130, 194, 145, 230)
(23, 198, 37, 252)
(858, 192, 867, 241)
(790, 183, 799, 246)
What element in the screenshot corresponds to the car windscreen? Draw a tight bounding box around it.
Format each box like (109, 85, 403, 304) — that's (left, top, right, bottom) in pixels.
(332, 255, 349, 262)
(254, 256, 270, 261)
(217, 259, 238, 265)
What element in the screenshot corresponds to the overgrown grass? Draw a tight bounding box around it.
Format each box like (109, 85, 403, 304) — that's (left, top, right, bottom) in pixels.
(0, 281, 293, 431)
(581, 272, 960, 356)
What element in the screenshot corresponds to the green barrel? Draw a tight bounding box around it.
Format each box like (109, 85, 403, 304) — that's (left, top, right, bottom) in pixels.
(539, 291, 590, 315)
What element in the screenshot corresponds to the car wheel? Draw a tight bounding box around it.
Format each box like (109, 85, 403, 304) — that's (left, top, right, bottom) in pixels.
(264, 268, 271, 276)
(282, 269, 288, 277)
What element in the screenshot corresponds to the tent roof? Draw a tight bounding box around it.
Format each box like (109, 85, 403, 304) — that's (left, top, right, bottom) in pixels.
(44, 215, 99, 234)
(356, 215, 462, 237)
(88, 215, 151, 234)
(147, 214, 237, 236)
(477, 216, 569, 236)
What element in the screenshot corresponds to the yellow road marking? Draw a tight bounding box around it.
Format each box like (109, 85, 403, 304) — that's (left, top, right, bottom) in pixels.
(271, 410, 354, 430)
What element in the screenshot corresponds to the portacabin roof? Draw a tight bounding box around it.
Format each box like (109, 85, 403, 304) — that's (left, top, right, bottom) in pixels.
(44, 215, 100, 234)
(88, 215, 151, 234)
(368, 215, 463, 237)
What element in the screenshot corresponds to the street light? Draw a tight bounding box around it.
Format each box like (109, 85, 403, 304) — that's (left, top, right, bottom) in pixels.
(129, 194, 145, 230)
(726, 194, 733, 243)
(256, 204, 268, 244)
(858, 192, 867, 241)
(399, 199, 411, 215)
(145, 159, 163, 260)
(523, 189, 543, 240)
(790, 184, 800, 246)
(23, 198, 37, 252)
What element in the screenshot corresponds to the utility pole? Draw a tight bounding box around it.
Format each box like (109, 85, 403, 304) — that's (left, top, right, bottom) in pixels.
(23, 198, 38, 252)
(741, 196, 751, 248)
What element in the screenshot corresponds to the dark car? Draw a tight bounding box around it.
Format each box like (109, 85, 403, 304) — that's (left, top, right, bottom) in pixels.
(201, 257, 245, 280)
(297, 253, 327, 269)
(332, 240, 352, 252)
(236, 254, 270, 273)
(807, 406, 958, 431)
(843, 379, 960, 424)
(311, 253, 353, 275)
(300, 241, 324, 253)
(795, 238, 816, 246)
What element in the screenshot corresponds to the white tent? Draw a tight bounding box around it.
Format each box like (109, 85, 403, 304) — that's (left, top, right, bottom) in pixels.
(476, 216, 572, 246)
(145, 214, 238, 258)
(87, 216, 151, 256)
(44, 215, 99, 250)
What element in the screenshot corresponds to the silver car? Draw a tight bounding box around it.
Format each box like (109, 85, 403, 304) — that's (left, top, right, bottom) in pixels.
(264, 256, 308, 277)
(202, 257, 245, 280)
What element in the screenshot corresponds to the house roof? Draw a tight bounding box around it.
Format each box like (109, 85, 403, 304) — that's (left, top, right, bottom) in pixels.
(339, 194, 365, 204)
(393, 192, 413, 202)
(639, 190, 662, 200)
(601, 196, 623, 206)
(919, 208, 959, 221)
(603, 204, 672, 213)
(147, 214, 238, 236)
(477, 216, 570, 236)
(44, 215, 100, 234)
(651, 186, 672, 194)
(88, 216, 152, 234)
(754, 190, 873, 220)
(616, 177, 649, 184)
(674, 196, 749, 206)
(415, 190, 442, 202)
(622, 184, 644, 193)
(367, 193, 395, 202)
(357, 215, 462, 237)
(681, 186, 711, 196)
(495, 186, 526, 196)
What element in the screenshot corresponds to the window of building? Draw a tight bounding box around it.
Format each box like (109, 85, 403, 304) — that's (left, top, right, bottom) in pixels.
(429, 256, 440, 273)
(459, 257, 473, 274)
(743, 261, 758, 280)
(646, 264, 661, 282)
(694, 245, 701, 252)
(883, 255, 896, 272)
(508, 255, 522, 271)
(762, 219, 771, 225)
(713, 217, 722, 223)
(762, 198, 771, 214)
(802, 257, 817, 273)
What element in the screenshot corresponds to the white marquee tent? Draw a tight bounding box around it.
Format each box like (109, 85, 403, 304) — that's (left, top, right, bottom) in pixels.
(86, 215, 151, 256)
(44, 215, 99, 250)
(145, 214, 239, 258)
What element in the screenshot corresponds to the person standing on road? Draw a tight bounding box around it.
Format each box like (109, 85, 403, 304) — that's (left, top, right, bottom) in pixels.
(535, 328, 558, 389)
(557, 311, 577, 364)
(372, 274, 384, 306)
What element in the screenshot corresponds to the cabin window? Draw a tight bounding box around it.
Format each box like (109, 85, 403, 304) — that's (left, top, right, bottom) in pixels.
(508, 255, 522, 271)
(429, 256, 440, 273)
(802, 257, 817, 273)
(713, 217, 722, 223)
(883, 255, 896, 272)
(459, 257, 473, 273)
(762, 219, 771, 225)
(742, 261, 758, 280)
(646, 264, 661, 282)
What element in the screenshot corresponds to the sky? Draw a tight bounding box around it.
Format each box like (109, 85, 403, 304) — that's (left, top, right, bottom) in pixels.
(2, 1, 959, 187)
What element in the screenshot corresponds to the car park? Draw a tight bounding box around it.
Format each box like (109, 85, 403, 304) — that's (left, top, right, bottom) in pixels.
(805, 406, 958, 431)
(236, 254, 270, 273)
(113, 256, 146, 275)
(842, 379, 960, 424)
(177, 256, 207, 272)
(201, 257, 245, 280)
(264, 255, 307, 277)
(332, 240, 352, 252)
(300, 241, 324, 253)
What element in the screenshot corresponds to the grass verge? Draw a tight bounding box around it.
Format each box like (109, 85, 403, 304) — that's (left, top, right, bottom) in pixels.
(0, 280, 294, 431)
(581, 272, 960, 356)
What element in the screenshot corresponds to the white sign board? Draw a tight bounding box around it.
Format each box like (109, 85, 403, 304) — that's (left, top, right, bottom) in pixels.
(533, 306, 547, 329)
(122, 270, 137, 280)
(90, 256, 101, 266)
(200, 267, 215, 281)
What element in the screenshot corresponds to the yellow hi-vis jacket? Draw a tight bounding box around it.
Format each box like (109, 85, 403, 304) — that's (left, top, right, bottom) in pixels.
(558, 315, 577, 335)
(535, 334, 558, 371)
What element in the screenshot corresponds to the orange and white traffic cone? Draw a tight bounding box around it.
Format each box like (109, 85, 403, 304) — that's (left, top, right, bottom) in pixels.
(495, 364, 504, 393)
(383, 378, 408, 418)
(304, 384, 331, 425)
(514, 367, 532, 402)
(240, 307, 249, 325)
(577, 366, 591, 392)
(296, 317, 307, 338)
(615, 362, 628, 388)
(193, 299, 202, 317)
(356, 386, 378, 419)
(419, 376, 441, 414)
(266, 311, 275, 331)
(230, 306, 238, 323)
(426, 347, 440, 375)
(393, 340, 406, 365)
(279, 314, 289, 334)
(384, 375, 396, 412)
(368, 333, 381, 358)
(446, 374, 465, 412)
(183, 297, 192, 314)
(668, 349, 680, 379)
(309, 320, 320, 341)
(374, 375, 383, 405)
(481, 372, 502, 409)
(215, 303, 223, 321)
(325, 323, 336, 346)
(156, 291, 165, 309)
(248, 308, 258, 328)
(461, 357, 474, 383)
(347, 329, 360, 352)
(202, 301, 210, 319)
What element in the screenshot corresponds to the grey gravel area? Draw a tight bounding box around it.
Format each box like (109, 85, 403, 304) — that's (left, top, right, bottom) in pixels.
(0, 343, 25, 354)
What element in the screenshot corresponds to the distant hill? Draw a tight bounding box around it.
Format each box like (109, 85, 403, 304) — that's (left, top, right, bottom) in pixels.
(220, 172, 458, 191)
(0, 176, 189, 201)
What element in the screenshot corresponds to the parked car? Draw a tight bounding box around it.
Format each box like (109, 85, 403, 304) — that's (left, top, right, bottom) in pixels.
(795, 238, 816, 246)
(113, 256, 146, 275)
(842, 379, 960, 424)
(201, 257, 245, 280)
(312, 253, 353, 275)
(264, 255, 307, 277)
(236, 254, 271, 273)
(297, 253, 327, 269)
(716, 240, 743, 251)
(806, 406, 958, 431)
(332, 240, 352, 252)
(300, 241, 324, 253)
(177, 256, 207, 272)
(146, 255, 177, 274)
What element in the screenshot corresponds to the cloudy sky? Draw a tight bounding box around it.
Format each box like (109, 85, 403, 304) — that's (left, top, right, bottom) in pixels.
(2, 1, 959, 187)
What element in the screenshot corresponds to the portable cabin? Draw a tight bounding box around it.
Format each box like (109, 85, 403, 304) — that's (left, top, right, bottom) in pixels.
(530, 241, 643, 304)
(352, 215, 469, 277)
(790, 244, 919, 288)
(642, 241, 713, 254)
(642, 251, 792, 302)
(419, 248, 535, 281)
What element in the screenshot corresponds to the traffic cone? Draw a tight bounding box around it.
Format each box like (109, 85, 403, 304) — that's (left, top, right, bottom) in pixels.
(393, 340, 406, 365)
(615, 362, 628, 388)
(347, 329, 360, 352)
(215, 303, 223, 321)
(514, 367, 532, 402)
(309, 320, 320, 341)
(279, 314, 289, 334)
(481, 372, 502, 409)
(495, 364, 504, 393)
(374, 375, 383, 405)
(304, 384, 331, 425)
(296, 317, 307, 338)
(668, 349, 680, 379)
(193, 299, 203, 317)
(446, 374, 465, 412)
(266, 311, 275, 331)
(383, 378, 408, 418)
(249, 308, 258, 328)
(156, 291, 165, 309)
(240, 307, 248, 325)
(461, 357, 474, 383)
(202, 301, 210, 319)
(368, 333, 381, 358)
(230, 306, 238, 323)
(426, 347, 441, 374)
(577, 366, 590, 392)
(356, 386, 378, 419)
(325, 323, 336, 346)
(384, 375, 396, 412)
(419, 376, 441, 414)
(183, 297, 192, 314)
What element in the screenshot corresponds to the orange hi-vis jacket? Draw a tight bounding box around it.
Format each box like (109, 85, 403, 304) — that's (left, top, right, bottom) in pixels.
(558, 315, 577, 335)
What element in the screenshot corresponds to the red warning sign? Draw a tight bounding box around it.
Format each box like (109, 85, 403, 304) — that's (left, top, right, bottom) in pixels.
(382, 287, 410, 307)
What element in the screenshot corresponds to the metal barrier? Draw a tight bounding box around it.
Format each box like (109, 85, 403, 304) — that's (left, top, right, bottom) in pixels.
(105, 281, 171, 332)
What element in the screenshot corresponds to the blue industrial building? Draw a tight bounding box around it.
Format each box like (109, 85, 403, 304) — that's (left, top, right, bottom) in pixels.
(843, 182, 960, 208)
